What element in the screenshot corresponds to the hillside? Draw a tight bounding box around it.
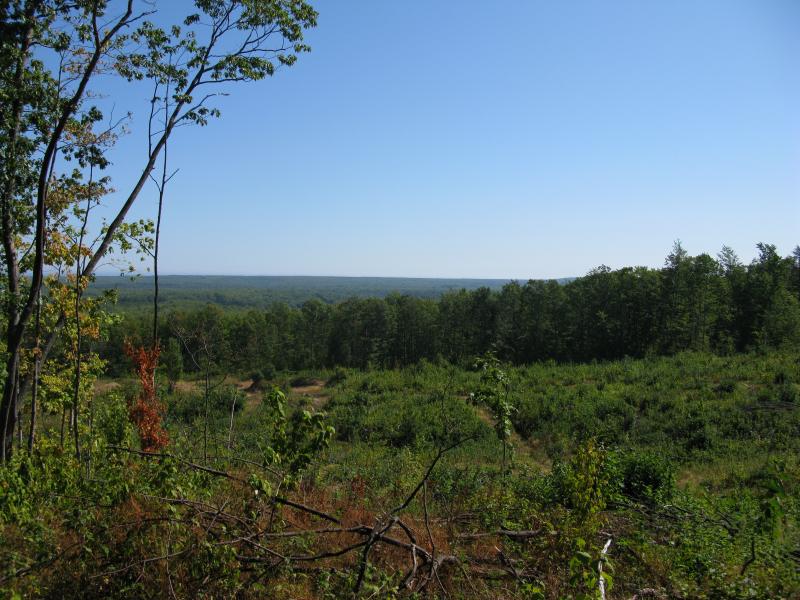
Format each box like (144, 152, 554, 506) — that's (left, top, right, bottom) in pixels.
(88, 274, 568, 310)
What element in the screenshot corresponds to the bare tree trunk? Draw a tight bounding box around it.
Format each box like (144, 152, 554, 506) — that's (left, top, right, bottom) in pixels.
(59, 406, 66, 449)
(152, 129, 169, 349)
(71, 176, 92, 461)
(204, 366, 210, 461)
(86, 374, 95, 478)
(2, 356, 20, 461)
(27, 289, 42, 451)
(228, 390, 238, 449)
(72, 318, 83, 461)
(69, 408, 76, 448)
(174, 328, 222, 462)
(14, 368, 22, 449)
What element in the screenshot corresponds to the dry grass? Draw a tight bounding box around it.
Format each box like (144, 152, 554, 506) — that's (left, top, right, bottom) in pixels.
(94, 380, 121, 394)
(290, 379, 329, 411)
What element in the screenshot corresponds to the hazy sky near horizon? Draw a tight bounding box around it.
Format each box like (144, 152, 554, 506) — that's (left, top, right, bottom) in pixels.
(99, 0, 799, 279)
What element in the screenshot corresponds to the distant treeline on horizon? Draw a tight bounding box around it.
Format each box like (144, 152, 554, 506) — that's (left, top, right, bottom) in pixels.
(88, 274, 544, 308)
(99, 242, 800, 376)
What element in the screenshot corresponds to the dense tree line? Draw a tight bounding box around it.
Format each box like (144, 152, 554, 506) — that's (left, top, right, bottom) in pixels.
(100, 242, 800, 377)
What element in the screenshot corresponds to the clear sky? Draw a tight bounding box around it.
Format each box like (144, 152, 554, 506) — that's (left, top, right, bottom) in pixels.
(98, 0, 799, 279)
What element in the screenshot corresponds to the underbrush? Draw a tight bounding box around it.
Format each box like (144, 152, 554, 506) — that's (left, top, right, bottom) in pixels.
(2, 351, 799, 598)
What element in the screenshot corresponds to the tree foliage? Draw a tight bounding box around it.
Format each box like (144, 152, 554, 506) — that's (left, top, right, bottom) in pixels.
(101, 242, 800, 378)
(0, 0, 318, 459)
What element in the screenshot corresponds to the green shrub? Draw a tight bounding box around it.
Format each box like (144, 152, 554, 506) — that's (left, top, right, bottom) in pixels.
(327, 367, 347, 387)
(94, 391, 134, 446)
(249, 370, 265, 386)
(618, 450, 675, 504)
(168, 390, 205, 423)
(550, 440, 617, 523)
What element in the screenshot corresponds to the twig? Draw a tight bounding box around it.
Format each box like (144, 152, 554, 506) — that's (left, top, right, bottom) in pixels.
(740, 536, 756, 576)
(457, 529, 542, 541)
(272, 495, 341, 524)
(107, 445, 246, 482)
(354, 437, 471, 595)
(392, 436, 474, 515)
(599, 537, 612, 600)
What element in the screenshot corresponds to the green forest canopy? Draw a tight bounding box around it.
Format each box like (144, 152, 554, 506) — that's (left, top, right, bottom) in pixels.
(103, 242, 800, 376)
(87, 274, 520, 308)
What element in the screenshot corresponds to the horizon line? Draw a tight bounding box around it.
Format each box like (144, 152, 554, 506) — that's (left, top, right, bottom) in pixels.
(91, 273, 574, 281)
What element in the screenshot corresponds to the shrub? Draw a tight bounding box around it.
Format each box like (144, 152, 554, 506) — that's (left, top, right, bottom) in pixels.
(714, 379, 737, 395)
(262, 362, 277, 380)
(291, 375, 317, 387)
(168, 390, 205, 423)
(550, 440, 617, 523)
(94, 391, 134, 447)
(213, 386, 244, 413)
(618, 450, 675, 504)
(249, 370, 265, 387)
(327, 367, 347, 387)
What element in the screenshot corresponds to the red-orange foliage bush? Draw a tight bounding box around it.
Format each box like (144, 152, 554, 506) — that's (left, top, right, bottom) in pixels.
(124, 341, 169, 451)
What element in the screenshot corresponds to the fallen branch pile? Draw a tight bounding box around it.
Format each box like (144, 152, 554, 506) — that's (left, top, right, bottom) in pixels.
(5, 438, 555, 597)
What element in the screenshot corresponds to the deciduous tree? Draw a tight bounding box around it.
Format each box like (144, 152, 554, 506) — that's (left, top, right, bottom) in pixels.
(1, 0, 318, 460)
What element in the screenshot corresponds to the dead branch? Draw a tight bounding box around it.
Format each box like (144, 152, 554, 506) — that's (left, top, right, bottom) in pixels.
(457, 529, 542, 541)
(599, 537, 612, 600)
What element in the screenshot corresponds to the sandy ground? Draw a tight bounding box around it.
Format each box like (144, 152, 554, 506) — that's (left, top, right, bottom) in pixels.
(289, 379, 329, 410)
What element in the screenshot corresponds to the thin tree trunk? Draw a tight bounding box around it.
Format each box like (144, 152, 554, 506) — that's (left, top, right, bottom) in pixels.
(69, 407, 77, 453)
(71, 174, 92, 461)
(86, 373, 95, 478)
(204, 366, 210, 461)
(72, 292, 83, 461)
(2, 356, 20, 461)
(27, 289, 42, 451)
(14, 369, 22, 449)
(152, 110, 169, 350)
(228, 391, 237, 449)
(59, 406, 66, 450)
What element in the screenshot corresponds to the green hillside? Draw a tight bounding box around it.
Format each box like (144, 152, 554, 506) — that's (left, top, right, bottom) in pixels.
(88, 274, 535, 310)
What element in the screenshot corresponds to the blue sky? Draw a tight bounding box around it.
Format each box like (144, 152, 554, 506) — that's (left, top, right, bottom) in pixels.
(98, 0, 799, 279)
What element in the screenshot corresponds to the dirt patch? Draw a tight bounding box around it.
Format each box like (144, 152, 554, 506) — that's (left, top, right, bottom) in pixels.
(290, 379, 328, 411)
(169, 377, 329, 412)
(236, 379, 256, 391)
(235, 379, 262, 412)
(291, 384, 324, 396)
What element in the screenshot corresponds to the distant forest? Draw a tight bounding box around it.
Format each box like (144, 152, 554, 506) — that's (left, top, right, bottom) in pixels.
(101, 242, 800, 377)
(88, 275, 523, 308)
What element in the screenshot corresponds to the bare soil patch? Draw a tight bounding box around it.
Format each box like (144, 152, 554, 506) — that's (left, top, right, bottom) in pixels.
(94, 380, 120, 394)
(289, 379, 328, 410)
(235, 379, 262, 411)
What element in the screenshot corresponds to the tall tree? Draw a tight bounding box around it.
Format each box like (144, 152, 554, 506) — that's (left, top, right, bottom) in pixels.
(1, 0, 318, 460)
